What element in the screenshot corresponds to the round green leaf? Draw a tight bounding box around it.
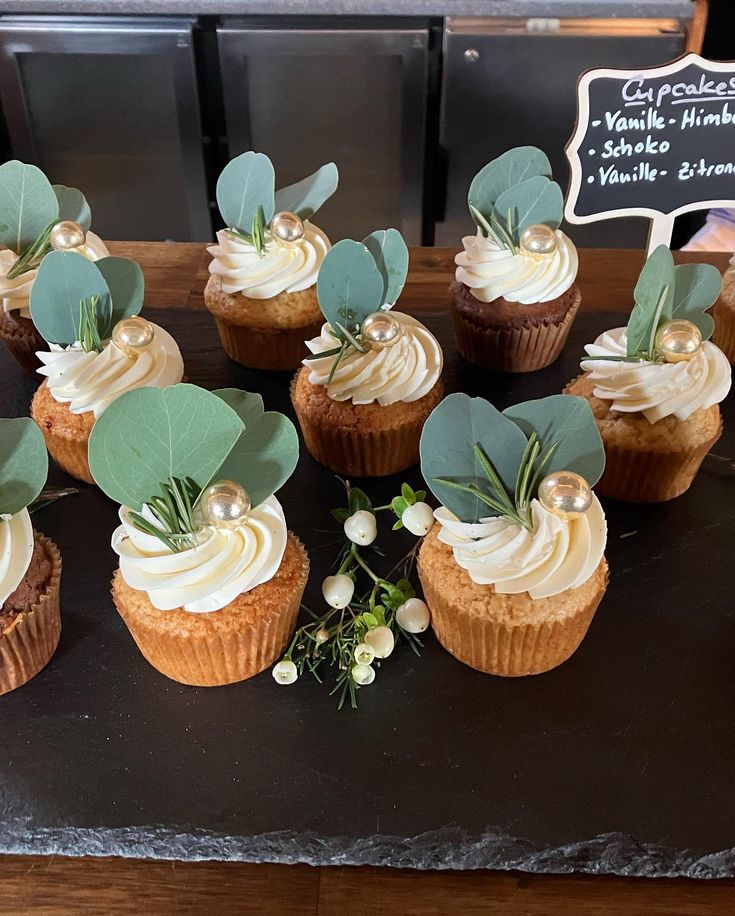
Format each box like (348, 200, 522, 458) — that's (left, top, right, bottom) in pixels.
(316, 239, 385, 332)
(670, 263, 720, 340)
(274, 162, 338, 220)
(0, 160, 58, 254)
(362, 228, 409, 306)
(468, 146, 551, 222)
(95, 257, 144, 334)
(52, 184, 91, 231)
(30, 251, 111, 346)
(216, 152, 275, 233)
(493, 176, 563, 243)
(503, 395, 605, 488)
(0, 418, 48, 516)
(88, 384, 245, 510)
(628, 245, 675, 356)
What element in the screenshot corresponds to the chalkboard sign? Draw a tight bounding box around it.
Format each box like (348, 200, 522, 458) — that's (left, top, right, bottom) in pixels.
(566, 53, 735, 250)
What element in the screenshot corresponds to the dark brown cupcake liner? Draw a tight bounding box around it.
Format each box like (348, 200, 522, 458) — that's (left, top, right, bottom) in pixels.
(213, 316, 323, 371)
(111, 534, 309, 687)
(451, 286, 581, 373)
(0, 310, 44, 377)
(0, 534, 62, 696)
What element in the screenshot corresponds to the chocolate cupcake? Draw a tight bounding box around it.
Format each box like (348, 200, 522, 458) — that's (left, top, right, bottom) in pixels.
(0, 160, 108, 376)
(451, 146, 580, 372)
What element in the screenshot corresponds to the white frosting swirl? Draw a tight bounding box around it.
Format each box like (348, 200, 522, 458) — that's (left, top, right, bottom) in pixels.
(581, 326, 732, 423)
(304, 312, 443, 406)
(208, 222, 330, 299)
(112, 496, 288, 613)
(455, 228, 578, 304)
(36, 323, 184, 418)
(436, 496, 606, 600)
(0, 232, 109, 319)
(0, 508, 34, 608)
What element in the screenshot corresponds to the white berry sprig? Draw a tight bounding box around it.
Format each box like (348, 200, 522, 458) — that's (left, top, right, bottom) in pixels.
(272, 479, 433, 709)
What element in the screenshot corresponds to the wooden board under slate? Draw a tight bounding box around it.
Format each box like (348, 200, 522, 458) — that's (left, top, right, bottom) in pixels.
(1, 248, 735, 879)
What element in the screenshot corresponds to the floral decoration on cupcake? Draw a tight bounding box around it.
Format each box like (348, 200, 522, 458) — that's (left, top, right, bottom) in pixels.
(206, 152, 338, 370)
(88, 383, 308, 686)
(0, 160, 109, 375)
(569, 245, 731, 502)
(451, 146, 581, 372)
(291, 228, 444, 476)
(27, 251, 184, 483)
(418, 393, 608, 676)
(0, 417, 63, 695)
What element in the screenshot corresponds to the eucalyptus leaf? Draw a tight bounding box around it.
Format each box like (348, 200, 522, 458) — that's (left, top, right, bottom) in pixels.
(668, 263, 720, 340)
(419, 393, 528, 523)
(95, 257, 144, 334)
(213, 388, 265, 430)
(274, 162, 338, 220)
(492, 176, 563, 242)
(362, 229, 409, 306)
(628, 245, 675, 356)
(52, 184, 91, 231)
(216, 152, 275, 234)
(503, 395, 605, 488)
(88, 384, 244, 510)
(0, 418, 48, 516)
(30, 251, 111, 346)
(0, 160, 58, 254)
(213, 401, 299, 508)
(317, 239, 385, 332)
(468, 146, 552, 222)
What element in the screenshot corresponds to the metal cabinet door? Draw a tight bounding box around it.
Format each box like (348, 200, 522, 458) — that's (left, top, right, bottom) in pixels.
(437, 18, 686, 248)
(0, 16, 211, 241)
(217, 19, 429, 244)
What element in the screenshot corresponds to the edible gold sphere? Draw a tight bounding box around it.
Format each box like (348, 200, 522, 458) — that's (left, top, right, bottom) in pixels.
(538, 471, 593, 520)
(49, 220, 87, 251)
(654, 319, 702, 363)
(201, 480, 251, 528)
(271, 210, 304, 243)
(112, 316, 154, 356)
(361, 311, 402, 350)
(519, 223, 557, 255)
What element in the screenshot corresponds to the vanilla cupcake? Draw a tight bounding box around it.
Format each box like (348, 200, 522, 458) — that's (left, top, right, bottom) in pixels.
(88, 383, 307, 686)
(206, 152, 337, 370)
(0, 418, 62, 695)
(28, 251, 183, 484)
(291, 229, 444, 476)
(418, 393, 607, 676)
(567, 245, 730, 502)
(714, 254, 735, 363)
(0, 160, 109, 376)
(451, 146, 580, 372)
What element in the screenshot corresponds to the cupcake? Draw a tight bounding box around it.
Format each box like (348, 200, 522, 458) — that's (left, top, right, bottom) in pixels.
(451, 146, 580, 372)
(88, 383, 307, 686)
(28, 250, 184, 484)
(567, 245, 731, 502)
(206, 152, 338, 370)
(714, 254, 735, 363)
(418, 392, 608, 676)
(0, 417, 62, 695)
(291, 229, 444, 476)
(0, 160, 109, 376)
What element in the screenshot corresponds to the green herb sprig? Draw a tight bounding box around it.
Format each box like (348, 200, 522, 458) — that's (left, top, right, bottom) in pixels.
(77, 295, 104, 353)
(436, 433, 557, 530)
(469, 204, 516, 253)
(128, 476, 201, 553)
(227, 205, 267, 258)
(6, 222, 55, 280)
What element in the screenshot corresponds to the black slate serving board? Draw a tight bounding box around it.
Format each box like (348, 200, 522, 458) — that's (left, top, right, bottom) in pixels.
(2, 307, 735, 879)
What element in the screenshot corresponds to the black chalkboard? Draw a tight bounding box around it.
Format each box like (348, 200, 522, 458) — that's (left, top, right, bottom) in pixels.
(566, 53, 735, 248)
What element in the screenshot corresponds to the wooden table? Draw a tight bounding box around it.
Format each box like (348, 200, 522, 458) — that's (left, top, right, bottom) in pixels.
(2, 243, 734, 916)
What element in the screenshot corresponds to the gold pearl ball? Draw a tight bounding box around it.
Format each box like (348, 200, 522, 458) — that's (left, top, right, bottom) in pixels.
(654, 319, 702, 363)
(271, 210, 304, 243)
(519, 223, 558, 255)
(201, 480, 251, 528)
(49, 220, 87, 251)
(361, 311, 402, 350)
(112, 317, 154, 356)
(538, 471, 593, 520)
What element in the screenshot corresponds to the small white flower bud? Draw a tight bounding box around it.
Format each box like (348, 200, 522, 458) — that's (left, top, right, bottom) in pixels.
(352, 663, 376, 686)
(272, 659, 298, 685)
(396, 597, 431, 634)
(315, 627, 330, 644)
(401, 502, 435, 536)
(343, 510, 377, 546)
(354, 642, 376, 665)
(322, 574, 354, 609)
(364, 625, 395, 658)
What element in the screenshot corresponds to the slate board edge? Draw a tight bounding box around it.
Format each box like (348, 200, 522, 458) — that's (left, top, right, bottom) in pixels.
(2, 822, 734, 879)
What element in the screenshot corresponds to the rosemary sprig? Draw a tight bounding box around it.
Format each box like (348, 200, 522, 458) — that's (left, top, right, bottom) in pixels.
(469, 204, 516, 253)
(6, 222, 56, 280)
(128, 476, 201, 553)
(78, 295, 104, 353)
(226, 205, 268, 258)
(29, 486, 78, 513)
